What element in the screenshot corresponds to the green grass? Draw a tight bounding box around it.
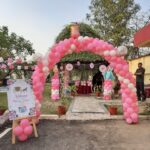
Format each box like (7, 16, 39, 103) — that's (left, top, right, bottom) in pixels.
(41, 84, 72, 114)
(0, 93, 8, 109)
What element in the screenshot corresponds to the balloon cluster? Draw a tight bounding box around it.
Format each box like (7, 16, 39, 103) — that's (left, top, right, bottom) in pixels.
(32, 35, 138, 124)
(51, 73, 60, 101)
(13, 119, 33, 141)
(103, 80, 113, 100)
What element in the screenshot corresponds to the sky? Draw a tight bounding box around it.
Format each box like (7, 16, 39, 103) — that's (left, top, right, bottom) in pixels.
(0, 0, 149, 54)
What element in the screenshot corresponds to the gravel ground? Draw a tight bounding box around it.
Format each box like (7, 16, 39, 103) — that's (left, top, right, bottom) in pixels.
(0, 120, 150, 150)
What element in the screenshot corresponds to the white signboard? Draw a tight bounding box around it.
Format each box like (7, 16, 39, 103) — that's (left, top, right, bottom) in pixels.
(7, 79, 36, 120)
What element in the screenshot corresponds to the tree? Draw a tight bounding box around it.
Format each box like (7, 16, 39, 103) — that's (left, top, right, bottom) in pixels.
(0, 26, 35, 81)
(87, 0, 140, 47)
(0, 26, 34, 56)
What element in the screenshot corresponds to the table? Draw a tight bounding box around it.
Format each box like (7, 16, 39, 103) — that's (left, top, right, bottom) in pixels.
(76, 84, 92, 94)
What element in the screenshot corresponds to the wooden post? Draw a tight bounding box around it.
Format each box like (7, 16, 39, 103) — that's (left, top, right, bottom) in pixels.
(12, 120, 18, 144)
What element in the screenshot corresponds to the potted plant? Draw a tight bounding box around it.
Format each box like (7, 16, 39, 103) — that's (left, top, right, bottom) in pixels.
(57, 97, 67, 116)
(68, 85, 77, 96)
(107, 102, 118, 115)
(95, 86, 101, 97)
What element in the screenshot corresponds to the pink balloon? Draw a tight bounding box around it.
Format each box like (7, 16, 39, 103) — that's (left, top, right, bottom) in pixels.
(124, 88, 131, 95)
(20, 119, 30, 128)
(123, 103, 128, 109)
(24, 125, 33, 136)
(36, 110, 41, 117)
(18, 133, 28, 141)
(119, 70, 126, 76)
(133, 106, 139, 113)
(126, 98, 132, 104)
(116, 64, 122, 70)
(131, 113, 138, 121)
(124, 112, 130, 118)
(127, 108, 134, 114)
(13, 126, 23, 136)
(126, 118, 132, 124)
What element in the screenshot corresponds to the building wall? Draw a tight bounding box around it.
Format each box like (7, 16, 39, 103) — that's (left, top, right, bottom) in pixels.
(128, 55, 150, 85)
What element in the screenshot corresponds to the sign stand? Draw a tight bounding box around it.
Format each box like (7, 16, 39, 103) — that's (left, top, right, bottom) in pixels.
(12, 116, 38, 144)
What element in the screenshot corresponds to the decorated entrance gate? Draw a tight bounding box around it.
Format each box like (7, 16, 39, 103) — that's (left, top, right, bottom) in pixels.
(32, 24, 138, 124)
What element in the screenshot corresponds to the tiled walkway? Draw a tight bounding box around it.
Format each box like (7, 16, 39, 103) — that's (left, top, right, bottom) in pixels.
(66, 96, 110, 120)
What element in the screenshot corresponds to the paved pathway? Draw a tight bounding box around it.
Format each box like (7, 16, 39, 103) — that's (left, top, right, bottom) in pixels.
(66, 96, 111, 120)
(1, 120, 150, 150)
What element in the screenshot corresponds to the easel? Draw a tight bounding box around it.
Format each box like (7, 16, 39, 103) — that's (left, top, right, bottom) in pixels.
(12, 116, 38, 144)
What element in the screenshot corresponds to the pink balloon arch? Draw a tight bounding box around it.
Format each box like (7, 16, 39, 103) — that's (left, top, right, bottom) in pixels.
(32, 35, 139, 124)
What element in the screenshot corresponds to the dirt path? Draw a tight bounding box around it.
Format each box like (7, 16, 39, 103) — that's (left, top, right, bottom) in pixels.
(0, 120, 150, 150)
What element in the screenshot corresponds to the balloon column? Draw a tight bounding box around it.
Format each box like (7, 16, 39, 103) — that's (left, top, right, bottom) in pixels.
(32, 28, 138, 124)
(102, 66, 115, 100)
(51, 66, 60, 101)
(13, 119, 33, 141)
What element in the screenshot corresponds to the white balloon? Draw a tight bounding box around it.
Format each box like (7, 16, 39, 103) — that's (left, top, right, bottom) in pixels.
(0, 57, 4, 63)
(132, 87, 137, 92)
(123, 79, 130, 84)
(110, 50, 116, 56)
(70, 44, 76, 51)
(128, 83, 134, 89)
(117, 46, 128, 56)
(118, 76, 124, 81)
(42, 66, 49, 73)
(84, 36, 89, 40)
(103, 50, 110, 56)
(78, 36, 84, 42)
(68, 49, 73, 54)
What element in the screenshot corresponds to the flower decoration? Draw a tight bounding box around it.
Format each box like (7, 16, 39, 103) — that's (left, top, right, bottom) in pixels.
(99, 65, 107, 73)
(77, 61, 80, 66)
(89, 63, 94, 69)
(66, 63, 73, 71)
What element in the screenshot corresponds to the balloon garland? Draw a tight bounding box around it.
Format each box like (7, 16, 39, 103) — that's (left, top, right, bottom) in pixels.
(32, 36, 138, 124)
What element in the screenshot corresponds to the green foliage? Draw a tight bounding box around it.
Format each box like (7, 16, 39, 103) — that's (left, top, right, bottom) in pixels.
(0, 26, 35, 80)
(68, 85, 77, 93)
(87, 0, 140, 47)
(55, 22, 100, 43)
(0, 26, 34, 54)
(61, 52, 104, 62)
(95, 86, 102, 92)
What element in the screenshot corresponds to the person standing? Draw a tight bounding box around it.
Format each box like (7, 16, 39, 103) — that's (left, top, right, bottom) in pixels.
(134, 62, 146, 101)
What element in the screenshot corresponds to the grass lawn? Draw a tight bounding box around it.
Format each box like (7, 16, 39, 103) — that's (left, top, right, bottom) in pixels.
(0, 92, 8, 109)
(41, 84, 72, 114)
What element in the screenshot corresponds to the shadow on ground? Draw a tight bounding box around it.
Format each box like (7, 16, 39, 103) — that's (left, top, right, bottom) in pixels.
(0, 120, 150, 150)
